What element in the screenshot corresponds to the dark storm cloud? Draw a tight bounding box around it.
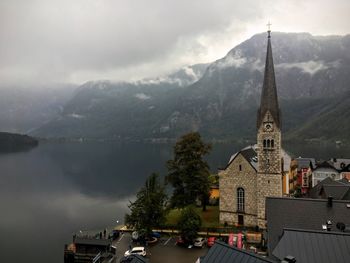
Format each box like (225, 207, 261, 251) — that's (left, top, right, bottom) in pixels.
(0, 0, 349, 85)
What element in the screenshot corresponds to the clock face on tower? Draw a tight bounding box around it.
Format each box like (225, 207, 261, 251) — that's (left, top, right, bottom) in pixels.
(264, 123, 273, 132)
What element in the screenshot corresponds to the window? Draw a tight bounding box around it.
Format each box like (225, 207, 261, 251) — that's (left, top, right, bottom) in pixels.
(237, 188, 245, 212)
(263, 139, 274, 149)
(239, 165, 242, 171)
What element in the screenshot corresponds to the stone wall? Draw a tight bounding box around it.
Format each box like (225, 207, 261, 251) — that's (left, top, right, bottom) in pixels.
(219, 153, 258, 227)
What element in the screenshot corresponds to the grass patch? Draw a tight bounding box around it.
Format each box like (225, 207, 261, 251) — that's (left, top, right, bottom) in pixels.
(165, 206, 220, 228)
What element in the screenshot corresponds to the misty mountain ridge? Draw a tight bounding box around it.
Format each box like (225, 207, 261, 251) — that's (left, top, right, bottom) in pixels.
(20, 32, 350, 142)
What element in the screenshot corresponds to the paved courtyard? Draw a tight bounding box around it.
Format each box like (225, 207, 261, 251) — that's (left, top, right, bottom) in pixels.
(113, 232, 209, 263)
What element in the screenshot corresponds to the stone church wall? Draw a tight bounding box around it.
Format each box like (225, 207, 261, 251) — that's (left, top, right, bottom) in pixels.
(219, 153, 258, 227)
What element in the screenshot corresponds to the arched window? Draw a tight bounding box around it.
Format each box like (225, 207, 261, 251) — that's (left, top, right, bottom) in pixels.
(271, 139, 274, 148)
(237, 188, 245, 212)
(267, 139, 271, 148)
(263, 140, 267, 148)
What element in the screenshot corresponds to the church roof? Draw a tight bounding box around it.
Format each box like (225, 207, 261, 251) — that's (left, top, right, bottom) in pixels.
(257, 31, 280, 129)
(226, 145, 258, 171)
(225, 145, 291, 172)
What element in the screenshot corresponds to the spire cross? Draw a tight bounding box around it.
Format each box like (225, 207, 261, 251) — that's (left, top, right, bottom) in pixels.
(266, 21, 272, 38)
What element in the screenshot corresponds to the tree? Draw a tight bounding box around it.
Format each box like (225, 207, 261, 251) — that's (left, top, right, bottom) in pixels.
(167, 132, 211, 211)
(177, 206, 201, 242)
(125, 173, 167, 237)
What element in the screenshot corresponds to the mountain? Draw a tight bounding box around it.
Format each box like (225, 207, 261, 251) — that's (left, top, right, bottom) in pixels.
(0, 132, 38, 153)
(0, 84, 76, 134)
(31, 32, 350, 143)
(30, 64, 208, 139)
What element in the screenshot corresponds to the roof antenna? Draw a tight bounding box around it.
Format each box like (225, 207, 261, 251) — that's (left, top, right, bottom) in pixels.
(267, 21, 272, 38)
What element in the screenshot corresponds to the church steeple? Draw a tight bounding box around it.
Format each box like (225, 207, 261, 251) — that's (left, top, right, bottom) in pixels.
(257, 29, 280, 129)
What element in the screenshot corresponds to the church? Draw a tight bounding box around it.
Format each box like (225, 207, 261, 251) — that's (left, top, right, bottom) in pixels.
(219, 29, 289, 229)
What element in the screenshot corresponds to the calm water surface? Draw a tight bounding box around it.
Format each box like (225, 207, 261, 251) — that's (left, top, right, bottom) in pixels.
(0, 141, 349, 263)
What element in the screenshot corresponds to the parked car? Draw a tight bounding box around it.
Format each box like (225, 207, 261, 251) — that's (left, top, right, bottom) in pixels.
(108, 230, 120, 240)
(152, 232, 161, 238)
(175, 236, 192, 247)
(194, 237, 206, 248)
(131, 231, 139, 242)
(207, 237, 216, 247)
(124, 246, 147, 257)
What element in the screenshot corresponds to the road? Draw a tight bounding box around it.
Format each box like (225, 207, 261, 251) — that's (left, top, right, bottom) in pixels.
(113, 232, 209, 263)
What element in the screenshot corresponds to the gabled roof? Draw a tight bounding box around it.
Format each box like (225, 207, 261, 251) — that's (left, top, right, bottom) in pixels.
(225, 145, 257, 171)
(329, 158, 350, 171)
(266, 197, 350, 255)
(223, 145, 291, 172)
(201, 241, 276, 263)
(295, 157, 316, 170)
(273, 228, 350, 263)
(321, 185, 350, 200)
(313, 161, 338, 172)
(257, 32, 280, 129)
(309, 177, 350, 200)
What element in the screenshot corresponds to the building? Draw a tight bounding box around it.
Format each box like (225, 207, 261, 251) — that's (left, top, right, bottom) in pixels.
(310, 161, 340, 187)
(330, 158, 350, 179)
(219, 29, 283, 229)
(64, 236, 115, 263)
(288, 157, 315, 195)
(266, 197, 350, 256)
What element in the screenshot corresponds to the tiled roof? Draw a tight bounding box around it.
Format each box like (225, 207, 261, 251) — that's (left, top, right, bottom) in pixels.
(119, 255, 148, 263)
(201, 241, 276, 263)
(322, 185, 350, 200)
(266, 197, 350, 255)
(226, 145, 258, 171)
(309, 177, 350, 200)
(295, 157, 316, 170)
(225, 145, 291, 172)
(329, 158, 350, 170)
(272, 228, 350, 263)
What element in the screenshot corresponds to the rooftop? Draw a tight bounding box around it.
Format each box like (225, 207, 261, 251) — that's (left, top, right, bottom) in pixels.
(273, 228, 350, 263)
(266, 197, 350, 255)
(201, 240, 276, 263)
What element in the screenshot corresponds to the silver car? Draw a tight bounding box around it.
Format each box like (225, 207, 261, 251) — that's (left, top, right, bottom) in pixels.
(124, 246, 147, 257)
(193, 237, 206, 248)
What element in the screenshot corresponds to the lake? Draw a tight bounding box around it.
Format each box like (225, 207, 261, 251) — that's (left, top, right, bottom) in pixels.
(0, 140, 349, 263)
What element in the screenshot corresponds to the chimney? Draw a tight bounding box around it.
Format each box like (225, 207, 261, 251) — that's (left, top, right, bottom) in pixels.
(326, 220, 332, 231)
(327, 196, 333, 207)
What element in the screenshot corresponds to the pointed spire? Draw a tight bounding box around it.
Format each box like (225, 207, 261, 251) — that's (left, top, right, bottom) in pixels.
(257, 29, 280, 129)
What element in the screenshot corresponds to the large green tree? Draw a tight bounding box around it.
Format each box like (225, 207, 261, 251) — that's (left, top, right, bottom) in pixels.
(177, 206, 202, 242)
(125, 173, 167, 237)
(167, 132, 211, 211)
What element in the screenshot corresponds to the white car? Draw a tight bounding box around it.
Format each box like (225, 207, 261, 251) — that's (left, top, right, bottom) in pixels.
(124, 246, 147, 257)
(193, 237, 206, 248)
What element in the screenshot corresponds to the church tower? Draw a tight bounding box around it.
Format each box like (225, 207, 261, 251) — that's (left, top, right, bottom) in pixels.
(256, 29, 283, 228)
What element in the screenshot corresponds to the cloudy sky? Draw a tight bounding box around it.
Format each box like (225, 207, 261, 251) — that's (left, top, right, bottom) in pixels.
(1, 0, 349, 86)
